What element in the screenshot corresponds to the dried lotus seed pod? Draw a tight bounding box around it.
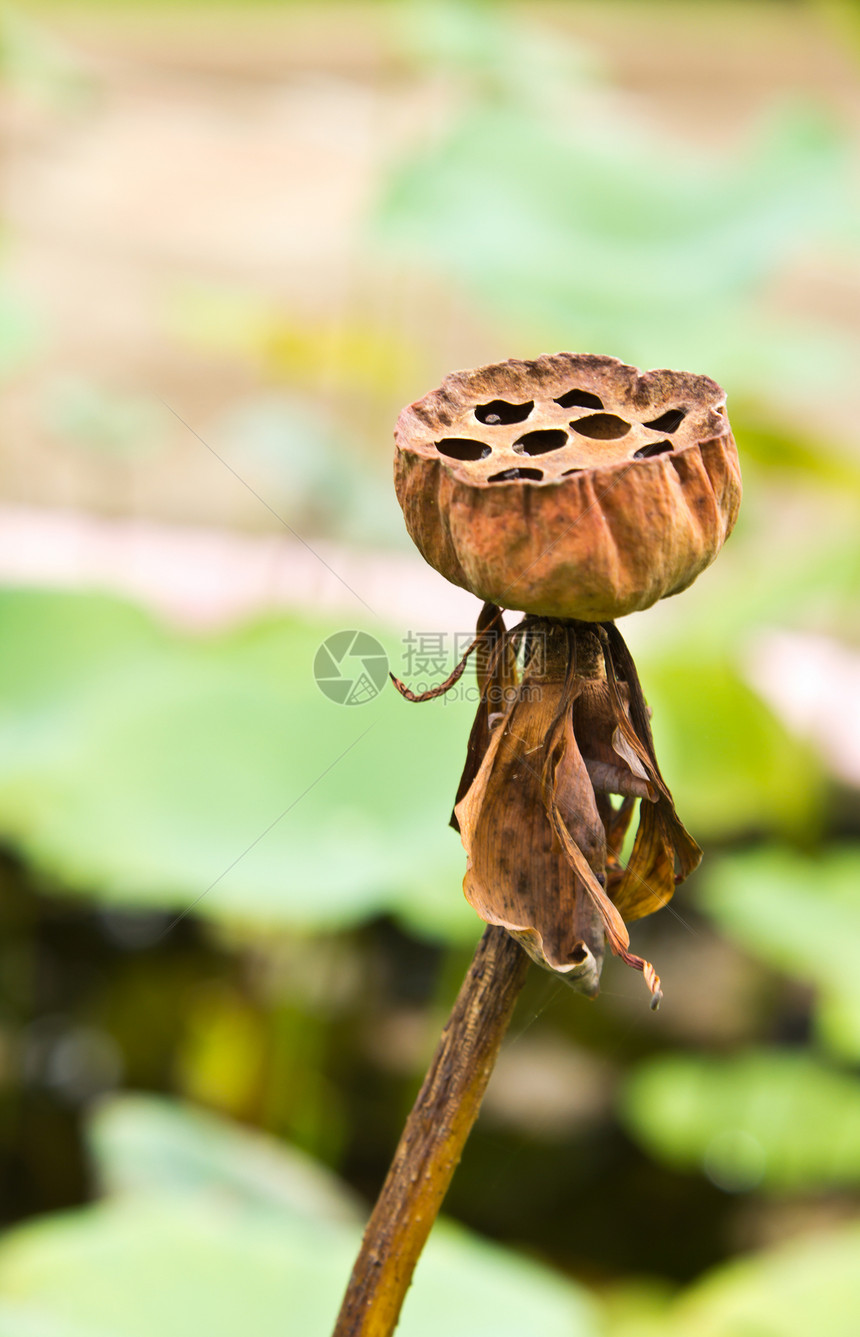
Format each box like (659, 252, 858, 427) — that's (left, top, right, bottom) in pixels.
(394, 352, 741, 621)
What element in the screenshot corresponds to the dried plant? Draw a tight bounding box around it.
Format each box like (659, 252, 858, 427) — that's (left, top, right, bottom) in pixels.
(334, 352, 741, 1336)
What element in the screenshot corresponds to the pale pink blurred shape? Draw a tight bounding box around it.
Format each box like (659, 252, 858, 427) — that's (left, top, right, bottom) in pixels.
(0, 504, 475, 634)
(747, 630, 860, 787)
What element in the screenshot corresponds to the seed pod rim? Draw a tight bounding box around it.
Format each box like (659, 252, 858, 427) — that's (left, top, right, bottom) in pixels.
(394, 350, 742, 622)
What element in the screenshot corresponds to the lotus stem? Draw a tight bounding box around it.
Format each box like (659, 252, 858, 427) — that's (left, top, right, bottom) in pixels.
(332, 925, 529, 1337)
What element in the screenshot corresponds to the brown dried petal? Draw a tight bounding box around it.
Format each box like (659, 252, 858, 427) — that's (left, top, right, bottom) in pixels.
(574, 677, 655, 799)
(449, 603, 517, 831)
(446, 616, 685, 1007)
(598, 622, 703, 913)
(608, 802, 676, 921)
(455, 682, 614, 994)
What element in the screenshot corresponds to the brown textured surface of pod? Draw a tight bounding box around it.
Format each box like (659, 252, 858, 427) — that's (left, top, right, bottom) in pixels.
(394, 352, 741, 620)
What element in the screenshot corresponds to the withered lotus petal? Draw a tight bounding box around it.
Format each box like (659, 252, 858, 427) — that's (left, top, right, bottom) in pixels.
(454, 676, 646, 1005)
(609, 801, 676, 922)
(598, 620, 703, 906)
(395, 352, 741, 622)
(455, 685, 612, 984)
(449, 603, 515, 831)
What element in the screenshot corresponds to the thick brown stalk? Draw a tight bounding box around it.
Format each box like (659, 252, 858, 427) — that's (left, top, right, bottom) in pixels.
(332, 926, 529, 1337)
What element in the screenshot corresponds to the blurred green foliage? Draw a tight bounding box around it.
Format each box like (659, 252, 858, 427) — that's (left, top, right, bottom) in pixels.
(658, 1224, 860, 1337)
(215, 394, 408, 547)
(373, 3, 860, 411)
(3, 1094, 860, 1337)
(0, 6, 90, 109)
(608, 1223, 860, 1337)
(42, 379, 164, 460)
(700, 848, 860, 1060)
(0, 289, 40, 381)
(0, 1096, 600, 1337)
(622, 1050, 860, 1192)
(637, 653, 824, 840)
(0, 589, 477, 942)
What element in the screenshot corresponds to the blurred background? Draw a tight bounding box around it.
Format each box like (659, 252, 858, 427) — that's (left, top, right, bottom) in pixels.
(1, 2, 860, 1334)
